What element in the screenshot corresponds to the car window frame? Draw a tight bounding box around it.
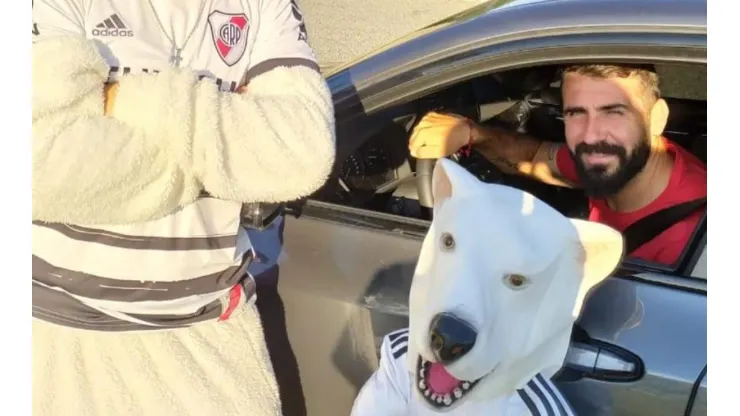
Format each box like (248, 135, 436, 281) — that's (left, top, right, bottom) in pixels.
(315, 28, 706, 293)
(355, 32, 705, 114)
(690, 233, 707, 280)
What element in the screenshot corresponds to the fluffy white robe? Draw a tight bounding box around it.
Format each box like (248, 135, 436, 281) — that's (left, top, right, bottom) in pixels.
(32, 35, 336, 416)
(33, 301, 283, 416)
(32, 35, 336, 225)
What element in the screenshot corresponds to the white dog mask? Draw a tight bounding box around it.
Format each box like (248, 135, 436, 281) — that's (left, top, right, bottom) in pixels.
(406, 158, 624, 411)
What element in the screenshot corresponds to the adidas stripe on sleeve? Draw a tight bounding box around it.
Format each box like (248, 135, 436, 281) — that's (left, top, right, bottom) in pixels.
(514, 373, 576, 416)
(350, 327, 576, 416)
(350, 328, 412, 416)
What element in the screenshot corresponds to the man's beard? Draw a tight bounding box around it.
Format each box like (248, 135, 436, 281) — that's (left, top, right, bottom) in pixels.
(571, 135, 651, 199)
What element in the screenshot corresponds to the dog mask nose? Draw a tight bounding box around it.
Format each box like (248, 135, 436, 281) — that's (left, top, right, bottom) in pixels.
(428, 313, 477, 365)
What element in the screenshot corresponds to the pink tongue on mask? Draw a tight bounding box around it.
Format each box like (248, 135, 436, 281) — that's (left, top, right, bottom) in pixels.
(428, 363, 460, 394)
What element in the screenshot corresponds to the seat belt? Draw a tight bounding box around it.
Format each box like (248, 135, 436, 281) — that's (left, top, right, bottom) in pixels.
(622, 197, 707, 255)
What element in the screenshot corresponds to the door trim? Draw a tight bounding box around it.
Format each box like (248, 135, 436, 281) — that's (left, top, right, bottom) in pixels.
(300, 200, 708, 293)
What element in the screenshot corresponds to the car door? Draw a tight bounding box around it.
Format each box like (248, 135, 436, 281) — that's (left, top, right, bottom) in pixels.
(269, 10, 707, 416)
(554, 241, 708, 416)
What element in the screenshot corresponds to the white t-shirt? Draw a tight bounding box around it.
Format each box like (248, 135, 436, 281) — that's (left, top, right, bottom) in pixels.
(33, 0, 319, 90)
(351, 329, 576, 416)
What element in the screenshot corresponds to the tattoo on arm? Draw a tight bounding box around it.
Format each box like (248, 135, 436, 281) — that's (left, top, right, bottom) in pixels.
(547, 143, 558, 161)
(491, 156, 519, 173)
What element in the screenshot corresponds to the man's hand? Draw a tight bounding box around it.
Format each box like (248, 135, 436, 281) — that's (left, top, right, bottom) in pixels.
(104, 82, 119, 115)
(408, 112, 474, 159)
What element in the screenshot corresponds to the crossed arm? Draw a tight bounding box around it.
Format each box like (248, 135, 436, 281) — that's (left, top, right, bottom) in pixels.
(32, 0, 335, 225)
(103, 83, 247, 115)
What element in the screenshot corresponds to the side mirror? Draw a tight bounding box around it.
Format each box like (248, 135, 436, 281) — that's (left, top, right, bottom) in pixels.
(241, 202, 286, 231)
(240, 199, 306, 231)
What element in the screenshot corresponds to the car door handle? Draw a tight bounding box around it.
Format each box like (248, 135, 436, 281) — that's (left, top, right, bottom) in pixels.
(563, 341, 644, 382)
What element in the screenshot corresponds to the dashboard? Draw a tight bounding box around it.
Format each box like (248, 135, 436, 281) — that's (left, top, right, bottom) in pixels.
(338, 141, 400, 191)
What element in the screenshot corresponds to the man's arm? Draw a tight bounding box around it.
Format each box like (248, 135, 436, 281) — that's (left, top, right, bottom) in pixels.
(408, 111, 578, 188)
(32, 0, 335, 225)
(471, 124, 577, 188)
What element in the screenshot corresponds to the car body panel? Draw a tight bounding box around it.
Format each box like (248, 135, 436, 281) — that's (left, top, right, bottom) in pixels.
(263, 0, 707, 415)
(558, 276, 707, 415)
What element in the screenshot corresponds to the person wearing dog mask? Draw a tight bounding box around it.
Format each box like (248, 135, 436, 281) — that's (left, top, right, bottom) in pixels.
(32, 0, 333, 414)
(408, 64, 706, 266)
(351, 158, 625, 415)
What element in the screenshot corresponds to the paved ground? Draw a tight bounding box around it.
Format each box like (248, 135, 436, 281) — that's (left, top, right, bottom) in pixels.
(299, 0, 487, 71)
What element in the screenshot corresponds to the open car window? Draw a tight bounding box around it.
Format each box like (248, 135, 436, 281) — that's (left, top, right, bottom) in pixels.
(313, 61, 706, 275)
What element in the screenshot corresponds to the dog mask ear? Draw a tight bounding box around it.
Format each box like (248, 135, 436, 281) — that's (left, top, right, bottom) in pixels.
(432, 159, 482, 209)
(569, 218, 625, 315)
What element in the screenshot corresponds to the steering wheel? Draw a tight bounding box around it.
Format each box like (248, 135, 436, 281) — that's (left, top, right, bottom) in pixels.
(411, 104, 514, 218)
(415, 157, 448, 213)
(415, 152, 506, 218)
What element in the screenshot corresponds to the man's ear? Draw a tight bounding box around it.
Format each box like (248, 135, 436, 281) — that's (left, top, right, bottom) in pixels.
(569, 218, 625, 315)
(649, 98, 669, 138)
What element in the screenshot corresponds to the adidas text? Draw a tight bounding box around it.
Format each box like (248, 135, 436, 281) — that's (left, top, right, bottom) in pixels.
(93, 14, 133, 37)
(92, 28, 134, 37)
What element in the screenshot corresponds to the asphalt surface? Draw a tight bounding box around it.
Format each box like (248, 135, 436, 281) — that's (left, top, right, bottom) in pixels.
(298, 0, 487, 71)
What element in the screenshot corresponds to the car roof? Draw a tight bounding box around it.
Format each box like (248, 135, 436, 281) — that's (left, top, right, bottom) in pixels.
(493, 0, 567, 11)
(326, 0, 706, 82)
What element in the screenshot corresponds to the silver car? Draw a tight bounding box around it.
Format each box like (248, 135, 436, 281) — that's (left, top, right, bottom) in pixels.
(250, 0, 707, 414)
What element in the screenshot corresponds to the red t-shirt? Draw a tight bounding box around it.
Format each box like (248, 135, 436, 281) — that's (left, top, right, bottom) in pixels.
(555, 137, 706, 265)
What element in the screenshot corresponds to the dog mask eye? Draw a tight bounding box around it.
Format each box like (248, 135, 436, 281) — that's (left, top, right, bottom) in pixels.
(440, 233, 455, 251)
(503, 274, 529, 290)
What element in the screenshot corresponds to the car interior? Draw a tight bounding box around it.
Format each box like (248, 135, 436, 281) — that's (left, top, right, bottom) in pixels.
(312, 62, 707, 268)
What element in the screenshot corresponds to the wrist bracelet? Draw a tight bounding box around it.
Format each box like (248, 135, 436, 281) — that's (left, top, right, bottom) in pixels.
(457, 118, 475, 157)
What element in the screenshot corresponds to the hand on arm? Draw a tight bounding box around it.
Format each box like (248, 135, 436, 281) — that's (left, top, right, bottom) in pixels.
(103, 82, 118, 115)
